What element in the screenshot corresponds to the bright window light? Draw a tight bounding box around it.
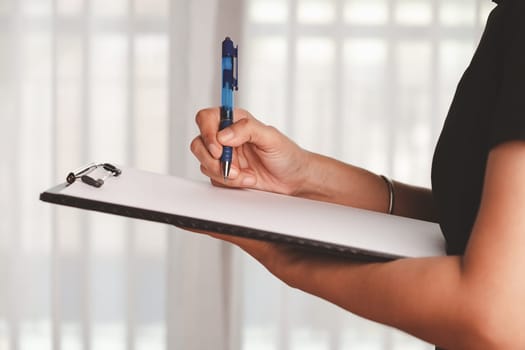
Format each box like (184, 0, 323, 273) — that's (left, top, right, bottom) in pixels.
(248, 0, 288, 23)
(297, 0, 335, 24)
(344, 0, 387, 25)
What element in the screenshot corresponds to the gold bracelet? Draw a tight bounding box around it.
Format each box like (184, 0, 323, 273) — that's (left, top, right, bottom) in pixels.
(380, 175, 395, 215)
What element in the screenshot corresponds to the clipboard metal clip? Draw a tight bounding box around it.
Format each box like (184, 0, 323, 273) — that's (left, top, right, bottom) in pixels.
(66, 163, 122, 188)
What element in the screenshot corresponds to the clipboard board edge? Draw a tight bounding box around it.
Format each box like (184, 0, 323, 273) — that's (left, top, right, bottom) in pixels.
(39, 186, 400, 262)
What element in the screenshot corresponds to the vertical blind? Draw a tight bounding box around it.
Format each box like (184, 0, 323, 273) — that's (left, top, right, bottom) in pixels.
(0, 0, 494, 349)
(240, 1, 494, 349)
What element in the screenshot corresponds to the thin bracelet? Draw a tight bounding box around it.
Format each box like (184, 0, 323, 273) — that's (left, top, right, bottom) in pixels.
(380, 175, 395, 215)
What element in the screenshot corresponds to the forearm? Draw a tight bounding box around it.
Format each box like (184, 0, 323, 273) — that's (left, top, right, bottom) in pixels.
(295, 152, 438, 222)
(279, 255, 483, 349)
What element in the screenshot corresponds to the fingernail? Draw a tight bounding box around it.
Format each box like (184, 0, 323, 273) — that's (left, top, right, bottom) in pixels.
(218, 128, 234, 142)
(241, 176, 256, 186)
(229, 167, 239, 178)
(208, 143, 221, 158)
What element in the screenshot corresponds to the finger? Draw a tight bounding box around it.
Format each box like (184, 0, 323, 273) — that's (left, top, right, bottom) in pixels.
(203, 164, 257, 188)
(206, 232, 274, 263)
(190, 136, 222, 172)
(193, 139, 255, 186)
(187, 227, 274, 264)
(195, 108, 256, 157)
(217, 117, 280, 152)
(195, 108, 222, 159)
(201, 165, 239, 183)
(210, 178, 230, 188)
(191, 136, 244, 183)
(210, 170, 257, 188)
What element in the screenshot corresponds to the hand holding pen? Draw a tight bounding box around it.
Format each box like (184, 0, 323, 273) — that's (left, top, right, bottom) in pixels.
(190, 37, 311, 194)
(191, 107, 310, 196)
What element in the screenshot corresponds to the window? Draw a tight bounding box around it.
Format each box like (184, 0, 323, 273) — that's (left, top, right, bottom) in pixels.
(0, 0, 496, 349)
(240, 0, 494, 348)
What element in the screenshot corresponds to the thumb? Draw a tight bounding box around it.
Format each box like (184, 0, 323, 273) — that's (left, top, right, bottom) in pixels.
(217, 117, 279, 151)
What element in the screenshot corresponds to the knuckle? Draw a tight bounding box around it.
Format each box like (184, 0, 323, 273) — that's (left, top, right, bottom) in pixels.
(195, 110, 204, 125)
(235, 108, 251, 118)
(242, 108, 257, 121)
(201, 131, 216, 145)
(190, 137, 200, 154)
(265, 124, 287, 144)
(201, 165, 218, 181)
(195, 108, 214, 125)
(236, 117, 251, 129)
(265, 124, 279, 134)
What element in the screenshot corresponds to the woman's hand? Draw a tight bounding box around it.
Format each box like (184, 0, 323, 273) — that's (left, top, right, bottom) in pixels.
(190, 107, 433, 217)
(191, 108, 311, 195)
(196, 230, 359, 293)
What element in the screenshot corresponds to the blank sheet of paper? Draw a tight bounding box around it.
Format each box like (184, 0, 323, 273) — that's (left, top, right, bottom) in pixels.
(41, 166, 446, 260)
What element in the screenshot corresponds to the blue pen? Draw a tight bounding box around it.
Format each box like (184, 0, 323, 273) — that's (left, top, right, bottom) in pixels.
(220, 37, 238, 180)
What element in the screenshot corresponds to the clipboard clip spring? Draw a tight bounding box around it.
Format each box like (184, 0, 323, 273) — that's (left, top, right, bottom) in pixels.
(66, 163, 122, 188)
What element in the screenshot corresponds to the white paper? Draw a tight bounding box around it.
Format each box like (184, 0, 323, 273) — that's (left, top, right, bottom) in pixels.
(52, 166, 446, 258)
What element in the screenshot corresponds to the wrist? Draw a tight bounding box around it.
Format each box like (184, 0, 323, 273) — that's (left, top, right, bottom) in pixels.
(290, 153, 392, 213)
(290, 151, 334, 200)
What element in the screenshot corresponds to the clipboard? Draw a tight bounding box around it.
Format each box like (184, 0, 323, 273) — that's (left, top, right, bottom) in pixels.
(40, 163, 446, 262)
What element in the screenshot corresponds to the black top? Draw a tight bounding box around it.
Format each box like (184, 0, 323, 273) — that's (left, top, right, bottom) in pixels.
(431, 0, 525, 255)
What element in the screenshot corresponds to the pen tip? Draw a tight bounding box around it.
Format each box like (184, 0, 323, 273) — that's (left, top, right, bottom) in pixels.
(221, 161, 231, 180)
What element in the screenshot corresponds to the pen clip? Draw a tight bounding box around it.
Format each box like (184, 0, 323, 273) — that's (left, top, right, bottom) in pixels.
(233, 45, 238, 91)
(222, 37, 238, 91)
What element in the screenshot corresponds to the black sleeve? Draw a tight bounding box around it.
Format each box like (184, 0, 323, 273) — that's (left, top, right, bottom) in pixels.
(489, 2, 525, 149)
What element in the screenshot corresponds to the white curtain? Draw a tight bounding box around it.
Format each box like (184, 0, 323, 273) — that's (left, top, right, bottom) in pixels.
(0, 0, 494, 349)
